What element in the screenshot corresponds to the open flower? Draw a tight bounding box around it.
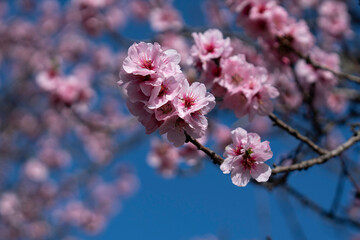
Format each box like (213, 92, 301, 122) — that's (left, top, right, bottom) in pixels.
(220, 127, 272, 187)
(191, 29, 232, 62)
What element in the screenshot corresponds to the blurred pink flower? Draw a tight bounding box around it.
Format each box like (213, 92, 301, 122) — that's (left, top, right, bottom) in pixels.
(318, 1, 352, 39)
(24, 159, 49, 182)
(191, 29, 233, 62)
(149, 5, 183, 32)
(147, 138, 180, 177)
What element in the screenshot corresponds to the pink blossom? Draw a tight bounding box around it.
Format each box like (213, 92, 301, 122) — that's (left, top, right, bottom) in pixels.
(120, 43, 215, 144)
(318, 1, 352, 39)
(122, 42, 181, 79)
(326, 92, 347, 114)
(246, 1, 278, 38)
(147, 73, 185, 109)
(36, 69, 61, 91)
(218, 54, 253, 93)
(126, 100, 163, 134)
(222, 66, 279, 120)
(295, 47, 340, 110)
(147, 138, 180, 177)
(298, 0, 318, 9)
(38, 140, 71, 168)
(231, 38, 264, 66)
(122, 42, 164, 76)
(105, 7, 126, 30)
(220, 127, 272, 187)
(273, 68, 302, 109)
(0, 193, 19, 217)
(149, 6, 183, 32)
(129, 0, 150, 20)
(54, 75, 93, 106)
(159, 116, 197, 147)
(175, 81, 215, 119)
(295, 47, 340, 86)
(191, 29, 233, 62)
(280, 20, 314, 55)
(24, 159, 49, 182)
(75, 0, 109, 8)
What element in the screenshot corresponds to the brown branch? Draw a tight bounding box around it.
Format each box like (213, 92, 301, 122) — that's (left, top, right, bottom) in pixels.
(272, 131, 360, 174)
(278, 37, 360, 84)
(184, 132, 224, 165)
(298, 52, 360, 84)
(268, 113, 327, 155)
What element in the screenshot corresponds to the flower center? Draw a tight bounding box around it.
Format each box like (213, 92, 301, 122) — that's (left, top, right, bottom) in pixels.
(159, 102, 173, 114)
(141, 59, 154, 70)
(231, 74, 243, 85)
(48, 69, 58, 78)
(158, 84, 168, 97)
(240, 148, 256, 170)
(241, 156, 256, 171)
(234, 145, 243, 156)
(205, 44, 215, 53)
(183, 95, 196, 109)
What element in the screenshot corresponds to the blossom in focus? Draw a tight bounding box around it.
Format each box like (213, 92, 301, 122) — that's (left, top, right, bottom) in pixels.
(120, 42, 216, 146)
(191, 29, 232, 62)
(220, 127, 272, 187)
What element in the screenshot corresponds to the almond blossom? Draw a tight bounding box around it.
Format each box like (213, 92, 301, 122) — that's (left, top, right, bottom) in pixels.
(220, 127, 273, 187)
(120, 42, 216, 145)
(149, 5, 183, 32)
(191, 29, 233, 62)
(318, 1, 352, 39)
(220, 56, 279, 120)
(147, 138, 180, 178)
(295, 47, 341, 110)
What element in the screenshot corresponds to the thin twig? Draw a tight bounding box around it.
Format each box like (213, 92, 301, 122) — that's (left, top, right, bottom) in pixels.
(272, 131, 360, 174)
(283, 184, 360, 229)
(184, 132, 224, 165)
(330, 162, 346, 214)
(278, 37, 360, 84)
(299, 52, 360, 84)
(268, 113, 327, 155)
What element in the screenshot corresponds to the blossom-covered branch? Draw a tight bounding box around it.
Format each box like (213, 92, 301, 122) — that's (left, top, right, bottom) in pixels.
(286, 40, 360, 84)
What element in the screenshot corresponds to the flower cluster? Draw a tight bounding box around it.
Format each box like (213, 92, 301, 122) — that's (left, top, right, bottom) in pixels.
(191, 29, 279, 120)
(295, 47, 345, 112)
(147, 136, 206, 178)
(317, 1, 352, 40)
(120, 42, 215, 146)
(36, 69, 93, 106)
(220, 127, 272, 187)
(228, 0, 314, 64)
